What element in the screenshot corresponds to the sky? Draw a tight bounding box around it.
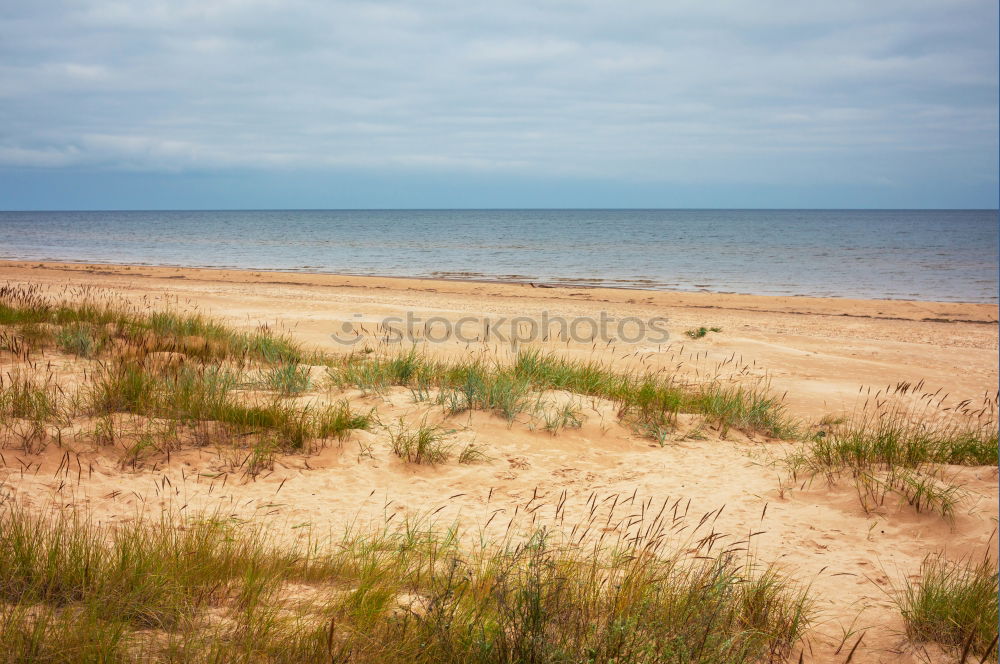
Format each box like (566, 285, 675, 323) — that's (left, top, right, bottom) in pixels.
(0, 1, 997, 210)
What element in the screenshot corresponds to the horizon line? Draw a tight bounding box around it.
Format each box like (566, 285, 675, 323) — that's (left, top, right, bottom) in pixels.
(2, 207, 998, 213)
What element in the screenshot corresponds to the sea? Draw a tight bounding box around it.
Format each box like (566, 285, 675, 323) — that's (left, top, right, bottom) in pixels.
(0, 209, 996, 302)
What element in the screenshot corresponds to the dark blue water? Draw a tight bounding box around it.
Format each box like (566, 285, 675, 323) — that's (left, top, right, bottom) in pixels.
(0, 209, 996, 302)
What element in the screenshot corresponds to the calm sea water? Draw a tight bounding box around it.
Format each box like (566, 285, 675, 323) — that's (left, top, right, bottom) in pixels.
(0, 209, 996, 302)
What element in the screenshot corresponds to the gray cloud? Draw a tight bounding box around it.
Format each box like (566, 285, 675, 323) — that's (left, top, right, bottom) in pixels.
(0, 0, 996, 194)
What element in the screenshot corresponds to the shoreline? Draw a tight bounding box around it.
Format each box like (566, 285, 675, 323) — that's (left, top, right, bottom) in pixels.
(2, 259, 997, 324)
(1, 254, 997, 306)
(3, 208, 997, 306)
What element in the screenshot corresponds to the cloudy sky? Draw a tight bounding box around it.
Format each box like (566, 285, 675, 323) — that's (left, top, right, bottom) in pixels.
(0, 1, 996, 209)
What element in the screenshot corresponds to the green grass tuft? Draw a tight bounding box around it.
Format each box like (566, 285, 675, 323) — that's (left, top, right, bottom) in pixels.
(387, 417, 454, 464)
(56, 323, 103, 357)
(897, 553, 999, 661)
(684, 326, 722, 339)
(0, 499, 812, 663)
(787, 388, 997, 519)
(85, 361, 369, 452)
(262, 362, 312, 395)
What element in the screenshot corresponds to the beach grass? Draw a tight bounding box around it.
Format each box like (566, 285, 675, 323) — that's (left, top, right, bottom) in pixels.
(684, 326, 722, 339)
(4, 281, 992, 523)
(328, 346, 797, 440)
(84, 360, 371, 453)
(0, 498, 812, 663)
(387, 416, 454, 464)
(0, 370, 65, 424)
(0, 285, 374, 459)
(786, 384, 998, 518)
(896, 552, 999, 662)
(260, 362, 313, 395)
(3, 282, 997, 659)
(0, 282, 816, 654)
(540, 398, 585, 434)
(0, 283, 302, 364)
(2, 285, 799, 444)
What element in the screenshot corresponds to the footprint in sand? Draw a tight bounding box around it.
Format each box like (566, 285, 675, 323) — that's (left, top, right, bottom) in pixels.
(806, 539, 829, 551)
(551, 468, 578, 478)
(507, 456, 530, 470)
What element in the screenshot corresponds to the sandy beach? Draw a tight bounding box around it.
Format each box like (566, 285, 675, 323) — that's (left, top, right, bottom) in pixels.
(1, 260, 997, 663)
(3, 260, 995, 416)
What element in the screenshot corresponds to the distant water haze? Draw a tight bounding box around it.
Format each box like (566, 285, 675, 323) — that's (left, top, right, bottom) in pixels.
(0, 209, 996, 303)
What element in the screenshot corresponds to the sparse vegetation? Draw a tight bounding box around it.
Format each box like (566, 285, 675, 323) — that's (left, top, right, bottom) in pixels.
(56, 323, 102, 357)
(0, 370, 64, 423)
(896, 552, 999, 662)
(328, 347, 796, 440)
(387, 417, 454, 464)
(0, 286, 367, 463)
(0, 498, 812, 663)
(685, 326, 722, 339)
(83, 360, 371, 453)
(3, 285, 989, 526)
(437, 367, 533, 422)
(786, 383, 998, 518)
(262, 362, 312, 395)
(540, 399, 585, 434)
(457, 441, 489, 464)
(1, 280, 995, 661)
(0, 283, 302, 363)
